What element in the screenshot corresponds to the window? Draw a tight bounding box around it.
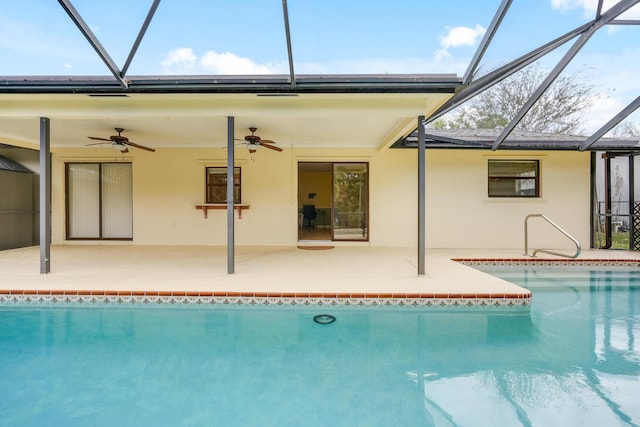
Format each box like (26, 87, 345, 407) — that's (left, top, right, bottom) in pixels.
(488, 160, 539, 197)
(66, 162, 132, 239)
(206, 167, 241, 203)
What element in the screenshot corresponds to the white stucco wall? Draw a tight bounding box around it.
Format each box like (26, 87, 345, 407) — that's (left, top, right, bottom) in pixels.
(370, 149, 591, 249)
(427, 150, 590, 249)
(50, 146, 592, 249)
(52, 147, 299, 246)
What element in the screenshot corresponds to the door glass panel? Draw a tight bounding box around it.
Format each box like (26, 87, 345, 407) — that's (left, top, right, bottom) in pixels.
(333, 163, 368, 241)
(101, 163, 133, 238)
(595, 154, 633, 250)
(297, 162, 332, 241)
(67, 163, 100, 238)
(594, 152, 605, 248)
(610, 156, 629, 249)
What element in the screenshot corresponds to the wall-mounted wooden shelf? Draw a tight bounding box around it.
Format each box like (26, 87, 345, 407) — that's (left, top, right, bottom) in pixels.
(195, 204, 250, 219)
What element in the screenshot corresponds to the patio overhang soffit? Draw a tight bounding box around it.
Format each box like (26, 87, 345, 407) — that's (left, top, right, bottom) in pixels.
(0, 88, 457, 153)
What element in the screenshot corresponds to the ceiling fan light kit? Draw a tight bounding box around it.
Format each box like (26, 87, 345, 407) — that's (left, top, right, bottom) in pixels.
(86, 127, 156, 152)
(247, 143, 260, 153)
(238, 127, 283, 154)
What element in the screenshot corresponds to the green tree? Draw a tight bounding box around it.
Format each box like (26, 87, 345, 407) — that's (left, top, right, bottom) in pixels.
(441, 64, 597, 134)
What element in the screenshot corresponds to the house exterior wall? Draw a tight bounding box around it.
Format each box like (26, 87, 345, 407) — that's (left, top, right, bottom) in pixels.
(423, 150, 591, 249)
(50, 147, 591, 250)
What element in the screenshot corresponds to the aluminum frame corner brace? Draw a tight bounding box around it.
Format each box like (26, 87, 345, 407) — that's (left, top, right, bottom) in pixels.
(58, 0, 128, 88)
(463, 0, 513, 86)
(58, 0, 162, 88)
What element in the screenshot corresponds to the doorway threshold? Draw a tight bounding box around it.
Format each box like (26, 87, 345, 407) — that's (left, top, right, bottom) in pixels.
(297, 240, 370, 247)
(297, 240, 334, 250)
(297, 240, 332, 245)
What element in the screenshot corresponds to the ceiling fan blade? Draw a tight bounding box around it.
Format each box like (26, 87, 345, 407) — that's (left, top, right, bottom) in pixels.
(124, 141, 156, 152)
(88, 136, 111, 142)
(85, 142, 109, 146)
(259, 142, 283, 152)
(259, 139, 276, 144)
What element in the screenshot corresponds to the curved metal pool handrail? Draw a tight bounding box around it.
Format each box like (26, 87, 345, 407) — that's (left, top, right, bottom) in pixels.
(524, 214, 581, 259)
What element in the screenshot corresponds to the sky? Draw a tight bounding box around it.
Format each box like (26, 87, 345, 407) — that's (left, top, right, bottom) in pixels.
(0, 0, 638, 133)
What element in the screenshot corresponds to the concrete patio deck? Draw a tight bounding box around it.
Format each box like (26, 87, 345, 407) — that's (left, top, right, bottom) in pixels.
(2, 245, 639, 299)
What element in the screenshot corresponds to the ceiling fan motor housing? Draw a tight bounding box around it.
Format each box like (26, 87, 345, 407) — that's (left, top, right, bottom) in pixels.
(240, 127, 282, 152)
(87, 127, 156, 152)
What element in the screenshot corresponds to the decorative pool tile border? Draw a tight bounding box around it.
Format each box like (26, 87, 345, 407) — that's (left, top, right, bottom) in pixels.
(454, 258, 640, 269)
(5, 259, 638, 309)
(0, 289, 530, 310)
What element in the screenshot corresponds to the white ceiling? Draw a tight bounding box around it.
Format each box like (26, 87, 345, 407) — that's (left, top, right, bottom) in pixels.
(0, 92, 452, 152)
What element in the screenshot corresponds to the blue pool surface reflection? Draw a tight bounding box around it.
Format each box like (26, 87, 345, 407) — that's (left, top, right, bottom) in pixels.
(0, 269, 639, 426)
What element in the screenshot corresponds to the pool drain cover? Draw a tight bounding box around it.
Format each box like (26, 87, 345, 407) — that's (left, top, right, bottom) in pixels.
(313, 314, 336, 325)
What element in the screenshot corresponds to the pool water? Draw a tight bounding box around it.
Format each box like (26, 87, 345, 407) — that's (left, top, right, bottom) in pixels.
(0, 269, 639, 426)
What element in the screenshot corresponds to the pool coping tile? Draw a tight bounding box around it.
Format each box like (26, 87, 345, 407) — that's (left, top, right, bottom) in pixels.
(6, 257, 633, 309)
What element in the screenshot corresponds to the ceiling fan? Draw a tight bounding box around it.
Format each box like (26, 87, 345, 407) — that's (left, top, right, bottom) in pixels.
(237, 127, 282, 153)
(86, 128, 156, 152)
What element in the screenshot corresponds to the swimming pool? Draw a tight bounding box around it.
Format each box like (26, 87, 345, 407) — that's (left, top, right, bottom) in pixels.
(1, 268, 638, 426)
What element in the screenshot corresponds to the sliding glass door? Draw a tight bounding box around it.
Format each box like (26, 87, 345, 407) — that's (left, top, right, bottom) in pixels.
(66, 163, 133, 240)
(297, 162, 368, 242)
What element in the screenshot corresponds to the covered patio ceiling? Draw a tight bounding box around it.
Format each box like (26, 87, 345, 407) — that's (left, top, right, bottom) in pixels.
(0, 88, 456, 152)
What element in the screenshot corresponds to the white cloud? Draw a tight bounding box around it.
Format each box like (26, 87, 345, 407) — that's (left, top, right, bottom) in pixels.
(551, 0, 640, 19)
(160, 47, 198, 73)
(440, 24, 486, 49)
(434, 48, 452, 63)
(434, 24, 485, 64)
(200, 51, 277, 74)
(551, 0, 597, 14)
(160, 48, 284, 75)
